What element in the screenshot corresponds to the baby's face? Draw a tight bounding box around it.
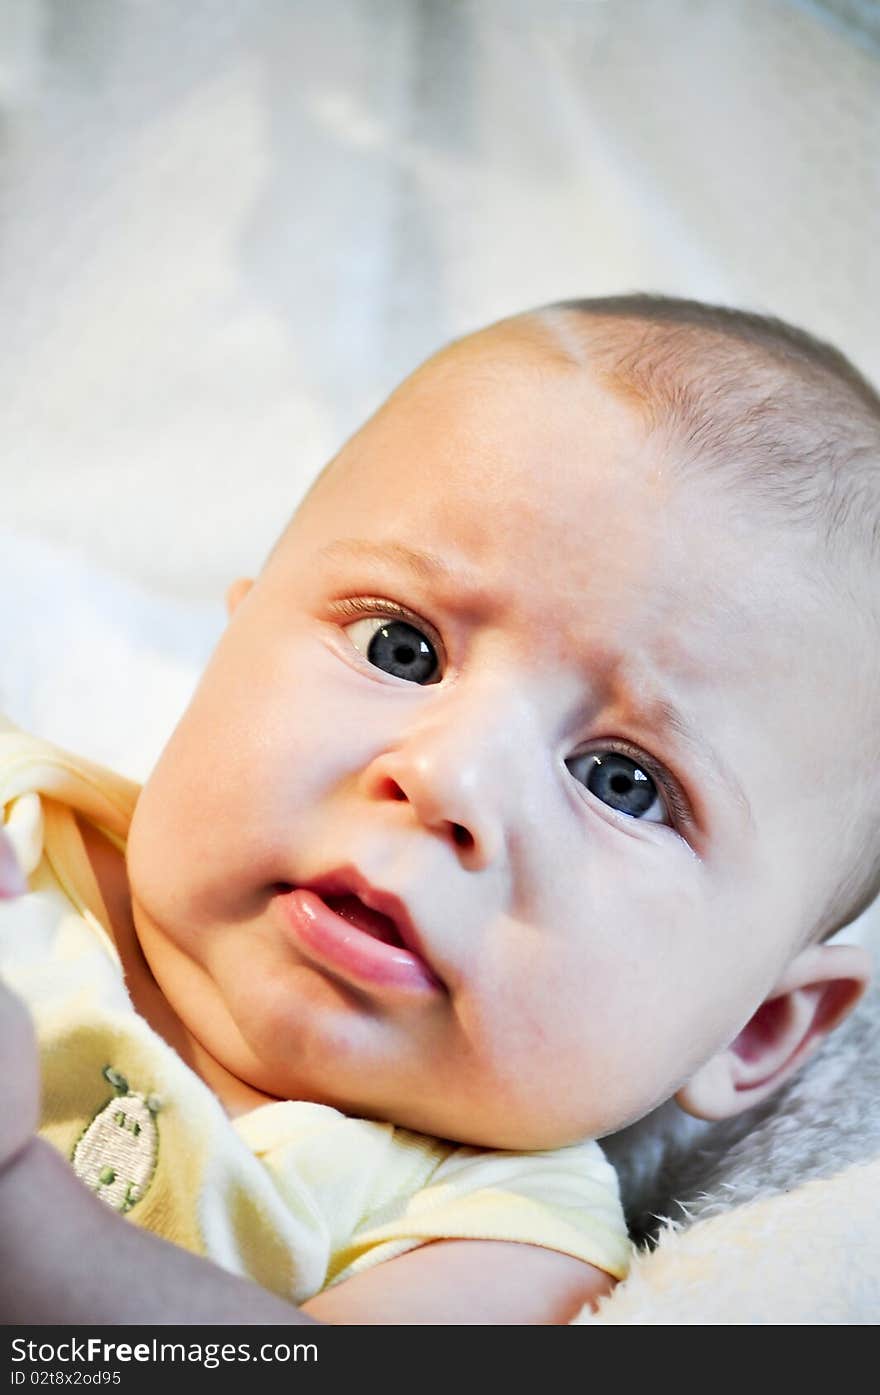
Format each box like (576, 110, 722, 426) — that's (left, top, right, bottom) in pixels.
(127, 326, 859, 1149)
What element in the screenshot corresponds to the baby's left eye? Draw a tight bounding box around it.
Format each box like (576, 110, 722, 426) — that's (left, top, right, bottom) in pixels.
(566, 750, 670, 824)
(342, 614, 443, 685)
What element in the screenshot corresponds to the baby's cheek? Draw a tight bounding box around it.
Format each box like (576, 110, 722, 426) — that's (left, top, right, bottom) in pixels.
(125, 789, 162, 900)
(127, 781, 209, 930)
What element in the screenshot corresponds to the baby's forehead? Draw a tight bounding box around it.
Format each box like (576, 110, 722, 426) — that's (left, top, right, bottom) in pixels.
(405, 316, 609, 402)
(320, 356, 819, 644)
(305, 314, 862, 639)
(321, 326, 821, 604)
(384, 319, 649, 466)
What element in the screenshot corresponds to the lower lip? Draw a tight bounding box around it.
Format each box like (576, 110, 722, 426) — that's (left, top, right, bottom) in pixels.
(278, 888, 443, 995)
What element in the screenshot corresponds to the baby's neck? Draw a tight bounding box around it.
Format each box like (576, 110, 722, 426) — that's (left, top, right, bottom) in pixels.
(76, 814, 279, 1120)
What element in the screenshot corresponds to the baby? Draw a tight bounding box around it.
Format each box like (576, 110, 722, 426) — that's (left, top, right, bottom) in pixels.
(1, 293, 877, 1325)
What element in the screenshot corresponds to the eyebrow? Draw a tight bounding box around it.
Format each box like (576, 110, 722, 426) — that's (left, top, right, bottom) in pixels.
(317, 539, 469, 588)
(318, 537, 754, 827)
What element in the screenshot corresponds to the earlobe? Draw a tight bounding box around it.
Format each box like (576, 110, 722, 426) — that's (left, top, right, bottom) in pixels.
(225, 578, 254, 619)
(675, 943, 872, 1122)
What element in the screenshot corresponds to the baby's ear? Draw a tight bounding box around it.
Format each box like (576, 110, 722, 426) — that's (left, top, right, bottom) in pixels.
(225, 578, 254, 619)
(675, 943, 872, 1121)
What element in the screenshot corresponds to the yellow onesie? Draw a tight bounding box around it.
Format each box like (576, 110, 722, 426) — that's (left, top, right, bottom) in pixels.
(0, 714, 632, 1301)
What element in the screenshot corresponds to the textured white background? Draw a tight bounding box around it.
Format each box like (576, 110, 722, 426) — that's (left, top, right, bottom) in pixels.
(1, 0, 878, 601)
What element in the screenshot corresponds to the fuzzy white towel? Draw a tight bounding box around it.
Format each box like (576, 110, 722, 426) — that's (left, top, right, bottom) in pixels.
(579, 1156, 880, 1324)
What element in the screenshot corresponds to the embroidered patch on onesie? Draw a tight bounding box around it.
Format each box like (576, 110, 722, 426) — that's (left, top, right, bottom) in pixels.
(71, 1066, 161, 1213)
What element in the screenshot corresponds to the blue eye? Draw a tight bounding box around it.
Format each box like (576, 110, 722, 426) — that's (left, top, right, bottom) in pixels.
(342, 614, 442, 685)
(567, 750, 669, 824)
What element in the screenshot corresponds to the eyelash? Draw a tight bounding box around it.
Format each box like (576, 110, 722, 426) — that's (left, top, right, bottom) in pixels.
(330, 595, 445, 658)
(328, 595, 692, 830)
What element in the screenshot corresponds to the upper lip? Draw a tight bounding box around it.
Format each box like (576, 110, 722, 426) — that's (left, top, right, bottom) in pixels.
(294, 866, 434, 969)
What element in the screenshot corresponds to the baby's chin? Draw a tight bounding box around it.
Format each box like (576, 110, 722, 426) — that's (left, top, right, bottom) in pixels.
(360, 1094, 617, 1151)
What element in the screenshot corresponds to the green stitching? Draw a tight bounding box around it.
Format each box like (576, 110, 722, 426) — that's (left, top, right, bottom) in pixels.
(103, 1065, 129, 1094)
(120, 1183, 140, 1213)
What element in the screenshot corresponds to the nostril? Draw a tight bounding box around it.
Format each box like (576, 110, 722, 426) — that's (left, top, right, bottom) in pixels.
(372, 775, 408, 802)
(372, 772, 475, 849)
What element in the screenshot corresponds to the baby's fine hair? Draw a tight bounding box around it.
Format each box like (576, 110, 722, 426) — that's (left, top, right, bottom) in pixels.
(523, 293, 880, 942)
(528, 294, 880, 563)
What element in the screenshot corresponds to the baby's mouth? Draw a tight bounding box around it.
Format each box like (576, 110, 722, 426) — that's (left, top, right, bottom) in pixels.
(275, 879, 444, 995)
(320, 893, 405, 948)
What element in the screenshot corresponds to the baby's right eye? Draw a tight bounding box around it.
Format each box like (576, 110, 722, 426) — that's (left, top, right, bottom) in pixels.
(341, 608, 443, 685)
(566, 748, 672, 825)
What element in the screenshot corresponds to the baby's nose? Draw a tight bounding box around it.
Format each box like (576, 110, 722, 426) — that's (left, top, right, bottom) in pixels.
(366, 747, 494, 865)
(361, 688, 536, 869)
